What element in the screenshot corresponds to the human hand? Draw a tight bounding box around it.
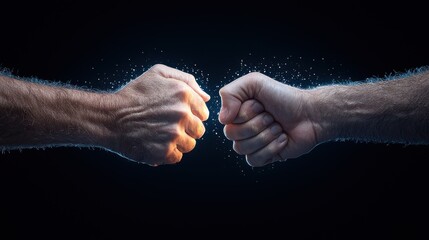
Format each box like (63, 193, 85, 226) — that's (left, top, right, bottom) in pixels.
(219, 72, 320, 167)
(105, 64, 210, 166)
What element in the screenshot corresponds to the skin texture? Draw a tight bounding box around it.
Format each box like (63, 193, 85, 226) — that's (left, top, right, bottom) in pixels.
(0, 64, 210, 166)
(219, 70, 429, 167)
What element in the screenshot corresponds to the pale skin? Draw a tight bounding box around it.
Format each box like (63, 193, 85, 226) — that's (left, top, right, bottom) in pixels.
(0, 64, 210, 166)
(219, 70, 429, 167)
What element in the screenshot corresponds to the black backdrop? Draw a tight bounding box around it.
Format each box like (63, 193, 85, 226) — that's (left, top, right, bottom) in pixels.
(1, 1, 428, 238)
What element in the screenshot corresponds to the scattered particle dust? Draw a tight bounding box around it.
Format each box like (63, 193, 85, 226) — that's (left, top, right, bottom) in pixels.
(86, 49, 351, 182)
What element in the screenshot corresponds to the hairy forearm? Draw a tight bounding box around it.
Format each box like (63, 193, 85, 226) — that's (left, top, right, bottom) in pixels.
(309, 70, 429, 144)
(0, 75, 116, 149)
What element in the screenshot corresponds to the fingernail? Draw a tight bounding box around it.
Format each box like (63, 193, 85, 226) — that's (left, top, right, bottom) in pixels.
(263, 114, 273, 125)
(270, 124, 282, 135)
(277, 134, 288, 143)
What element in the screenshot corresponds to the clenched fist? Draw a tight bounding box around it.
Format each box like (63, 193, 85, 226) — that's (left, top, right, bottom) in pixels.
(219, 72, 319, 167)
(107, 64, 210, 166)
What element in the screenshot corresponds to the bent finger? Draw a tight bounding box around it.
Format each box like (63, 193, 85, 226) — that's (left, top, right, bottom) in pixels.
(218, 72, 268, 124)
(166, 145, 184, 164)
(184, 114, 206, 139)
(176, 134, 197, 154)
(233, 123, 283, 155)
(245, 134, 288, 167)
(189, 91, 210, 121)
(224, 112, 274, 140)
(233, 99, 264, 124)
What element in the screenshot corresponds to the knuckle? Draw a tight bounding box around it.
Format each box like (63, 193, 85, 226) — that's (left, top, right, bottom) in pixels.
(268, 142, 282, 155)
(246, 72, 264, 79)
(201, 105, 209, 121)
(219, 86, 228, 97)
(176, 155, 183, 163)
(245, 72, 270, 86)
(223, 125, 234, 140)
(232, 141, 243, 155)
(188, 139, 197, 151)
(250, 122, 262, 135)
(259, 130, 270, 143)
(185, 73, 196, 83)
(170, 107, 189, 121)
(174, 152, 183, 164)
(150, 64, 165, 72)
(196, 121, 205, 139)
(187, 72, 196, 80)
(175, 79, 188, 89)
(237, 101, 254, 120)
(180, 140, 196, 154)
(177, 107, 189, 118)
(166, 145, 182, 164)
(200, 122, 206, 136)
(176, 85, 192, 101)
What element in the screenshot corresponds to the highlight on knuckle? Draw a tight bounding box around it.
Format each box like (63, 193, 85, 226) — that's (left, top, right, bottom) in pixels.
(175, 84, 191, 101)
(186, 73, 196, 83)
(195, 122, 205, 139)
(150, 64, 165, 72)
(219, 86, 229, 97)
(189, 139, 197, 151)
(200, 123, 206, 137)
(246, 72, 264, 80)
(170, 106, 188, 122)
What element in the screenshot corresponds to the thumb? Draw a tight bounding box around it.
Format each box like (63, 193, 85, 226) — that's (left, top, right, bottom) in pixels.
(218, 89, 242, 124)
(218, 73, 263, 124)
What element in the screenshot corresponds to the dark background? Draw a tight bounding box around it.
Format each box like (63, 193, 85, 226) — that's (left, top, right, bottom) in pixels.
(1, 1, 428, 238)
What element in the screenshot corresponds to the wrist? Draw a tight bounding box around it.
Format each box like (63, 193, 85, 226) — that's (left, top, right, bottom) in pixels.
(305, 86, 338, 143)
(92, 93, 121, 150)
(68, 91, 119, 149)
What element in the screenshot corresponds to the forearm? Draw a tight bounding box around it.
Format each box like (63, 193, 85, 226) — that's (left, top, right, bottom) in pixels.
(309, 70, 429, 144)
(0, 75, 116, 149)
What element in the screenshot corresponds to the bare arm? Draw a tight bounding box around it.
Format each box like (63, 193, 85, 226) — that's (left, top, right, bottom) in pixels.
(0, 75, 112, 148)
(219, 69, 429, 167)
(0, 64, 210, 166)
(310, 70, 429, 144)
